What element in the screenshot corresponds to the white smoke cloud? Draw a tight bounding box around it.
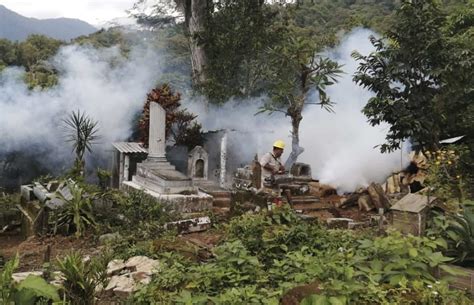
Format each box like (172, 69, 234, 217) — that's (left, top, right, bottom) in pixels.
(0, 28, 409, 192)
(0, 43, 163, 169)
(186, 28, 410, 193)
(298, 28, 411, 192)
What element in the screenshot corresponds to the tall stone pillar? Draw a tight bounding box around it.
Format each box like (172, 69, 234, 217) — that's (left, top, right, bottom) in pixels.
(148, 102, 166, 159)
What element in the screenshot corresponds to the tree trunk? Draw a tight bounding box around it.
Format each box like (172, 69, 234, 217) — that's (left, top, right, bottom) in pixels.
(285, 105, 304, 169)
(174, 0, 208, 85)
(186, 0, 209, 85)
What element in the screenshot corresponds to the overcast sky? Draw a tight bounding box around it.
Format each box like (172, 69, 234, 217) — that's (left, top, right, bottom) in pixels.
(0, 0, 137, 25)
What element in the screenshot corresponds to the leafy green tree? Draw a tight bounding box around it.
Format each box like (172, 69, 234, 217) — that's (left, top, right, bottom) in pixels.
(199, 0, 282, 101)
(131, 0, 399, 100)
(261, 18, 343, 167)
(74, 28, 130, 53)
(353, 0, 449, 152)
(63, 110, 100, 177)
(353, 0, 473, 154)
(17, 35, 62, 69)
(0, 39, 18, 68)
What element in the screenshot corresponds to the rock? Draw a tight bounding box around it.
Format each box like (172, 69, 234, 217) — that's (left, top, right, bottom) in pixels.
(319, 184, 337, 197)
(164, 217, 211, 234)
(348, 222, 367, 229)
(125, 256, 160, 274)
(12, 271, 43, 283)
(326, 218, 354, 229)
(308, 181, 320, 196)
(107, 259, 126, 276)
(99, 232, 122, 245)
(367, 183, 391, 210)
(339, 193, 360, 209)
(131, 271, 152, 285)
(105, 275, 136, 297)
(358, 194, 375, 212)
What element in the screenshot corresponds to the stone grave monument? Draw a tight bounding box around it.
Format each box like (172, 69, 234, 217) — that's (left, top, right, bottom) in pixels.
(123, 102, 212, 212)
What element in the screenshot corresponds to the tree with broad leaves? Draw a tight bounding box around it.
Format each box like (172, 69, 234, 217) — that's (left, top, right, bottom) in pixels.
(352, 0, 457, 153)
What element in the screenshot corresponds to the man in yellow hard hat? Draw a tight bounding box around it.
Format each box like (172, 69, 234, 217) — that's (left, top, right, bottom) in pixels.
(260, 140, 286, 179)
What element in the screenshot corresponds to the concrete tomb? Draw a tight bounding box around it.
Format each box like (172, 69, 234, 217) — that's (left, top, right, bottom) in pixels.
(129, 102, 195, 194)
(188, 146, 209, 180)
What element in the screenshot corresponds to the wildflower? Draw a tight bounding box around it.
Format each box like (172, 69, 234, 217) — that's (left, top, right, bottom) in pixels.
(435, 161, 440, 165)
(447, 161, 452, 165)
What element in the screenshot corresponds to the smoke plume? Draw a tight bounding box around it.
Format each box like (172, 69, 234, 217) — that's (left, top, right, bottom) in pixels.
(0, 44, 163, 173)
(0, 28, 409, 192)
(186, 28, 410, 193)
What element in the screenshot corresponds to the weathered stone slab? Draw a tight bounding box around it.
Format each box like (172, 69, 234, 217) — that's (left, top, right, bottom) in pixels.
(12, 271, 43, 283)
(165, 216, 211, 234)
(125, 256, 160, 274)
(326, 218, 354, 229)
(123, 181, 212, 213)
(107, 259, 126, 276)
(20, 185, 34, 202)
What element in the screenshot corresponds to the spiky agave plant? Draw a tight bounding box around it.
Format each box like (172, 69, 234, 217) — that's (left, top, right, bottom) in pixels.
(63, 110, 99, 177)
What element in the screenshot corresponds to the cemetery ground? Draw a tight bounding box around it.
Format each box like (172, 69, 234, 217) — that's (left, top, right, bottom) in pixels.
(1, 177, 474, 305)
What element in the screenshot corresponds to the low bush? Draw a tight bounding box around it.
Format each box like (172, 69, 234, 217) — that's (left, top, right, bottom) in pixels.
(129, 207, 471, 304)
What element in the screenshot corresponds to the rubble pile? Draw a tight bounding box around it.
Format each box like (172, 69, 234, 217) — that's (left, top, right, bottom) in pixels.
(104, 256, 161, 298)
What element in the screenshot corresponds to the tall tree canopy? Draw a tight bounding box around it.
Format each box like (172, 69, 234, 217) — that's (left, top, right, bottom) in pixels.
(353, 0, 473, 153)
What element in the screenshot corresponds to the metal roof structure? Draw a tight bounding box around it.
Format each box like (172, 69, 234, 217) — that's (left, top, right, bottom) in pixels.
(112, 142, 148, 154)
(439, 135, 465, 144)
(390, 193, 437, 213)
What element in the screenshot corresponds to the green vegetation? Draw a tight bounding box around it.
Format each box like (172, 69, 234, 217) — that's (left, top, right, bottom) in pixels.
(353, 0, 473, 153)
(1, 254, 60, 304)
(54, 182, 97, 237)
(1, 1, 473, 303)
(0, 28, 131, 90)
(129, 207, 470, 304)
(57, 251, 110, 305)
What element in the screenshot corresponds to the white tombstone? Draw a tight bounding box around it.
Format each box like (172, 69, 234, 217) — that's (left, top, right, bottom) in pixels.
(148, 102, 166, 159)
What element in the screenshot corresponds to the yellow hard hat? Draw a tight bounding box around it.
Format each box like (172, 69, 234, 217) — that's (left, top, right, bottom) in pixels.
(273, 140, 285, 149)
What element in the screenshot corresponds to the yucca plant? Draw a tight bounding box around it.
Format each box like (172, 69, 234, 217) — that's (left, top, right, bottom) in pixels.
(63, 110, 99, 177)
(55, 182, 96, 237)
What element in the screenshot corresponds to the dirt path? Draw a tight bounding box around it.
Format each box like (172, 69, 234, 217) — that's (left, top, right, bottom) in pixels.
(1, 234, 100, 271)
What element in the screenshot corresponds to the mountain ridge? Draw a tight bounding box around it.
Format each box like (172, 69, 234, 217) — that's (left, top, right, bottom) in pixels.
(0, 5, 97, 41)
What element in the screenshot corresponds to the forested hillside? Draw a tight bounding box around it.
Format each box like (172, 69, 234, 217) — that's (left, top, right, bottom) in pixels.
(0, 5, 96, 41)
